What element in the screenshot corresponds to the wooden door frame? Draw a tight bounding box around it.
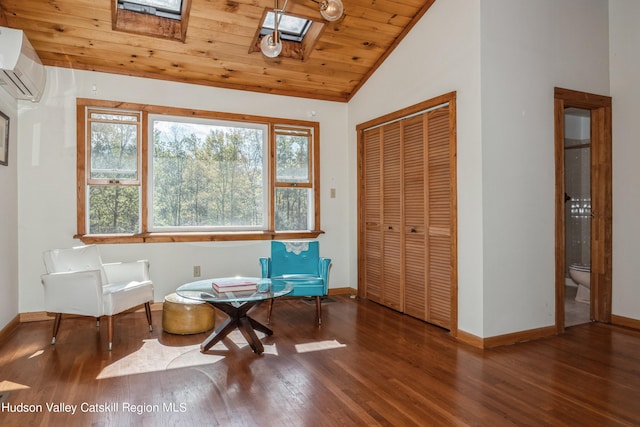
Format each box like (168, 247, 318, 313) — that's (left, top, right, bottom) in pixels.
(554, 87, 612, 333)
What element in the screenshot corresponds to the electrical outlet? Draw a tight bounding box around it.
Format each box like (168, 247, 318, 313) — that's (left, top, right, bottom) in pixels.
(193, 265, 201, 277)
(330, 188, 336, 198)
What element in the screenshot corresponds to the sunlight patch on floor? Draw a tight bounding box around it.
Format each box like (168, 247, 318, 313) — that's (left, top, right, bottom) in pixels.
(28, 350, 44, 359)
(261, 343, 279, 356)
(96, 329, 286, 379)
(97, 338, 223, 379)
(0, 380, 30, 392)
(203, 330, 281, 355)
(295, 340, 346, 353)
(214, 330, 253, 350)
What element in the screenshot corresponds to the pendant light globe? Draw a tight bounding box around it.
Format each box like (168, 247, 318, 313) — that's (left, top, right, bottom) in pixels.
(320, 0, 344, 21)
(261, 31, 282, 58)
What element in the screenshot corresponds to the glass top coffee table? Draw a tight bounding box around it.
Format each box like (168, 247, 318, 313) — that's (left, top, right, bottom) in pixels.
(176, 277, 292, 355)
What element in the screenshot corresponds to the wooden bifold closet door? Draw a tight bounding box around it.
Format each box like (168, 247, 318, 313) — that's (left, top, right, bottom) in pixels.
(359, 100, 455, 330)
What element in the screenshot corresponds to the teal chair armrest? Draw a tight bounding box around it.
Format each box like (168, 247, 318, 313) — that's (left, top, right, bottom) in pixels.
(319, 257, 331, 293)
(259, 257, 271, 278)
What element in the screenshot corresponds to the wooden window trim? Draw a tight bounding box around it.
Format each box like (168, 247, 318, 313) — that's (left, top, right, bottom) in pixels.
(76, 98, 323, 244)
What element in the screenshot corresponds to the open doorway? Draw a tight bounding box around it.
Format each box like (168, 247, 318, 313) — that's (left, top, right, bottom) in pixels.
(563, 107, 591, 326)
(554, 87, 612, 333)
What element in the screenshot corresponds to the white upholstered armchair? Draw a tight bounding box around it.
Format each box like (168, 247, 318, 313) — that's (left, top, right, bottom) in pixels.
(41, 245, 154, 351)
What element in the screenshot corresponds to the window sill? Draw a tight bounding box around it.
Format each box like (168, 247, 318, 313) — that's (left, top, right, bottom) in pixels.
(74, 230, 325, 244)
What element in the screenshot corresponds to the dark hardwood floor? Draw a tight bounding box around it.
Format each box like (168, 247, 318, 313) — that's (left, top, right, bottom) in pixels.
(1, 295, 639, 426)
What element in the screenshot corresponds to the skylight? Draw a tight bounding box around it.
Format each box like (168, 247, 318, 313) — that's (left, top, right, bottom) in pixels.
(113, 0, 190, 41)
(118, 0, 183, 20)
(261, 11, 312, 42)
(249, 8, 325, 61)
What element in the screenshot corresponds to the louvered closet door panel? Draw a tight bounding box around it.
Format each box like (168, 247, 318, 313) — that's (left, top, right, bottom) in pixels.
(428, 235, 451, 327)
(402, 116, 427, 319)
(363, 128, 382, 303)
(426, 107, 451, 328)
(382, 122, 402, 311)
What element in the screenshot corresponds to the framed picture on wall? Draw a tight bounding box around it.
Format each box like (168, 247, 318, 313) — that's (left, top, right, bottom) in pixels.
(0, 110, 8, 166)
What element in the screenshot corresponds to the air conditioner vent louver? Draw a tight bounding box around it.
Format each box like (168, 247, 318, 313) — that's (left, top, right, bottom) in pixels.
(1, 70, 35, 98)
(0, 26, 46, 102)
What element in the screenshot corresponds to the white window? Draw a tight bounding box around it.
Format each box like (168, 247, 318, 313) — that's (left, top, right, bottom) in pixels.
(148, 116, 269, 232)
(274, 126, 314, 231)
(77, 100, 322, 243)
(86, 109, 142, 234)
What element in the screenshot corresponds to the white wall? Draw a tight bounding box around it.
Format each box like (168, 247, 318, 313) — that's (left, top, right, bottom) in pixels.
(349, 0, 612, 338)
(17, 68, 349, 314)
(610, 0, 640, 321)
(480, 0, 609, 336)
(348, 0, 485, 336)
(0, 90, 18, 329)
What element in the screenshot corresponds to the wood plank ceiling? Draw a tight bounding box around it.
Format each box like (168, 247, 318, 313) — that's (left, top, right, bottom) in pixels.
(0, 0, 436, 102)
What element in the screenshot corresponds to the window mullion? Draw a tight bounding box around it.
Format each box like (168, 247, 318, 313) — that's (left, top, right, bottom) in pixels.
(141, 111, 149, 234)
(268, 123, 276, 232)
(275, 182, 312, 188)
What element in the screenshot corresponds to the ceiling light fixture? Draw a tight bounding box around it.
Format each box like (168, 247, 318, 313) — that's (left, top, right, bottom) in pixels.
(261, 0, 284, 58)
(310, 0, 344, 22)
(260, 0, 344, 58)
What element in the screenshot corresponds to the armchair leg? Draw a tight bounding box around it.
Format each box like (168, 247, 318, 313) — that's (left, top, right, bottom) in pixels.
(144, 302, 153, 332)
(51, 313, 62, 345)
(107, 315, 113, 351)
(267, 299, 274, 324)
(315, 296, 322, 325)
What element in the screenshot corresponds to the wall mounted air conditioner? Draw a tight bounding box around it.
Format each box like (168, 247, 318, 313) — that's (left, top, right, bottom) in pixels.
(0, 26, 46, 102)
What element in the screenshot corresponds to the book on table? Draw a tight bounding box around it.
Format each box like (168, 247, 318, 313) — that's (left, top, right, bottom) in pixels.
(212, 278, 257, 293)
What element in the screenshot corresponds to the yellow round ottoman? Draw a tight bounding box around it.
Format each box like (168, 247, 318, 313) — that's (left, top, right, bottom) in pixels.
(162, 293, 216, 335)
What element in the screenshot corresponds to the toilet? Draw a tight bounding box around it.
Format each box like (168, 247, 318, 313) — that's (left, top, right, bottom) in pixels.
(569, 264, 591, 303)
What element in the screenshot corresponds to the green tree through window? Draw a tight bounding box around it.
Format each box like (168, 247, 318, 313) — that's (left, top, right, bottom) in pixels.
(87, 111, 141, 234)
(151, 120, 265, 229)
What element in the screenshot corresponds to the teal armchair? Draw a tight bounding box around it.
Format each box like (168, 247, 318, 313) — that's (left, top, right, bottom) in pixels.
(260, 241, 331, 324)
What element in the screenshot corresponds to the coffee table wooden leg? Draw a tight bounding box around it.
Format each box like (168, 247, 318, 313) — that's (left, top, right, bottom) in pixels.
(247, 317, 273, 336)
(200, 317, 235, 352)
(201, 301, 275, 354)
(238, 317, 264, 354)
